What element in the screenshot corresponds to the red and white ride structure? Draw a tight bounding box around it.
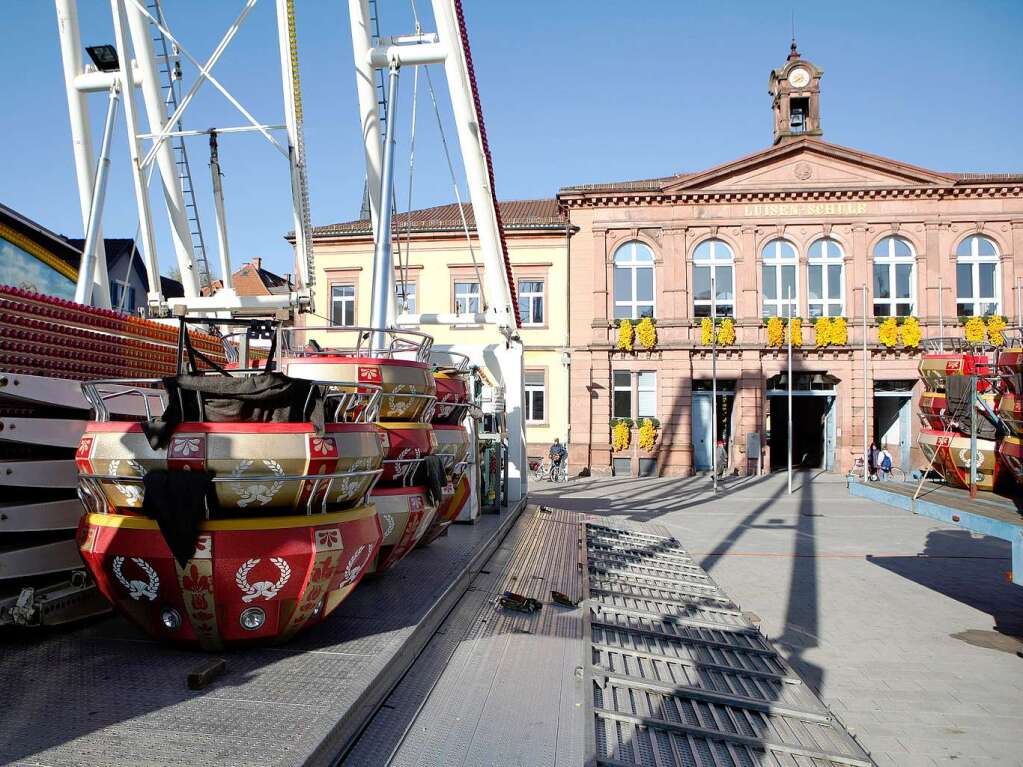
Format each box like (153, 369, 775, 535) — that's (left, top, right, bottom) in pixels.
(3, 0, 525, 642)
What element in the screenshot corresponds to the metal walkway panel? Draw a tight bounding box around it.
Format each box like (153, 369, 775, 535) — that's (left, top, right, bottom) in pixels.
(583, 517, 874, 767)
(376, 506, 587, 767)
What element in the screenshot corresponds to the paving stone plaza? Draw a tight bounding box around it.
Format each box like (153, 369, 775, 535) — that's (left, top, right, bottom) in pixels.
(532, 474, 1023, 767)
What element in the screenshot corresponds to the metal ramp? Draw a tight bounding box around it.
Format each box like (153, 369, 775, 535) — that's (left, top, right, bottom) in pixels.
(583, 521, 874, 767)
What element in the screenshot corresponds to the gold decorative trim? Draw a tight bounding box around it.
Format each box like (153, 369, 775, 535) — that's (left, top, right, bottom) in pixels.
(85, 504, 378, 531)
(0, 222, 78, 281)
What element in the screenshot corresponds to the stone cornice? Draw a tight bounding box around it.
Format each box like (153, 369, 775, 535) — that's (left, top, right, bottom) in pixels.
(560, 184, 1023, 209)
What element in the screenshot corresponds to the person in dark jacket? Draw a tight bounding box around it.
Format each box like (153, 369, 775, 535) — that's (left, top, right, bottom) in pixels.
(548, 438, 567, 480)
(867, 442, 880, 481)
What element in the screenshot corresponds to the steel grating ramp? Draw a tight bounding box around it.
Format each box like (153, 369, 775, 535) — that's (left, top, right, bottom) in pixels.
(583, 519, 874, 767)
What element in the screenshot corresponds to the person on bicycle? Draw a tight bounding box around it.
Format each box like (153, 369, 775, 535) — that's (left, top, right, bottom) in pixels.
(548, 438, 567, 480)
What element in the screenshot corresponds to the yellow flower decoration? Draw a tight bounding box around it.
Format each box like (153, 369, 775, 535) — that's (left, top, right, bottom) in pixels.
(878, 317, 899, 348)
(766, 317, 785, 348)
(830, 317, 848, 346)
(635, 317, 657, 350)
(717, 318, 736, 346)
(964, 316, 987, 345)
(988, 315, 1007, 347)
(638, 418, 657, 451)
(700, 317, 713, 345)
(789, 318, 803, 347)
(612, 420, 631, 452)
(900, 316, 922, 349)
(616, 319, 634, 351)
(814, 316, 832, 348)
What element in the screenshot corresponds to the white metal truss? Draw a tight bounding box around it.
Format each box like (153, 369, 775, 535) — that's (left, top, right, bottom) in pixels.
(56, 0, 315, 317)
(346, 0, 525, 502)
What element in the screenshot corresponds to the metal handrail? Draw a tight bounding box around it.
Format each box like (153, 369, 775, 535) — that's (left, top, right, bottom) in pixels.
(380, 391, 437, 423)
(1000, 326, 1023, 348)
(430, 349, 471, 373)
(78, 467, 383, 517)
(381, 455, 426, 487)
(279, 325, 434, 362)
(81, 378, 166, 422)
(82, 376, 383, 424)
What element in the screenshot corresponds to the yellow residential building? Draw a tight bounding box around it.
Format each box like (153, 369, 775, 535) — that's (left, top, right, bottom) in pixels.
(307, 199, 573, 457)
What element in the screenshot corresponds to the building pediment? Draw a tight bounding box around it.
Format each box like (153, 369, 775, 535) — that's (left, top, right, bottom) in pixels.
(664, 139, 954, 193)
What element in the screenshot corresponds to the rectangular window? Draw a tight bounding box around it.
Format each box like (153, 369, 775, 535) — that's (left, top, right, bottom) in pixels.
(518, 279, 545, 325)
(637, 372, 656, 418)
(613, 370, 632, 418)
(331, 284, 356, 327)
(395, 280, 416, 314)
(693, 265, 734, 317)
(111, 281, 135, 313)
(524, 370, 546, 424)
(454, 281, 480, 315)
(613, 371, 656, 419)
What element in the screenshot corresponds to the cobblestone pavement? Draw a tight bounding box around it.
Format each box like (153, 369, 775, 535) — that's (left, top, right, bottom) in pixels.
(531, 472, 1023, 767)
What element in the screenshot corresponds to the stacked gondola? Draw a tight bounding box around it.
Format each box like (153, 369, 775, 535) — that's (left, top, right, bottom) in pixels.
(280, 327, 443, 574)
(74, 319, 386, 648)
(917, 337, 1003, 491)
(996, 329, 1023, 486)
(419, 354, 474, 545)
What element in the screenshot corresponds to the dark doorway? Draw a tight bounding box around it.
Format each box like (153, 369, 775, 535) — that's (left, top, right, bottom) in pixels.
(769, 397, 830, 470)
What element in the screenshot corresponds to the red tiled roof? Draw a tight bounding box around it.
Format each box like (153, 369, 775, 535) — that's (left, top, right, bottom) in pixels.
(310, 199, 566, 237)
(559, 173, 694, 194)
(945, 172, 1023, 183)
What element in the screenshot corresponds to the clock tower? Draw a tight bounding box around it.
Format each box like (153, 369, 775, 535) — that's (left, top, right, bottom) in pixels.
(769, 39, 823, 144)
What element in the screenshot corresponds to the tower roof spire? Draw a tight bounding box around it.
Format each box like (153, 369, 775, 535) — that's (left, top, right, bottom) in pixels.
(788, 13, 799, 60)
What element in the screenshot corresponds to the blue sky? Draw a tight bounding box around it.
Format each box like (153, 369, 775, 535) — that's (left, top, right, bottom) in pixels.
(2, 0, 1022, 280)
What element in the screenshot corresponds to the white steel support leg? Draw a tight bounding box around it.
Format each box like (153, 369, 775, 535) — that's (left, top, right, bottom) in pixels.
(430, 0, 515, 330)
(275, 0, 313, 293)
(124, 0, 201, 298)
(348, 0, 383, 235)
(208, 131, 234, 293)
(110, 0, 162, 303)
(496, 340, 527, 503)
(370, 64, 400, 350)
(77, 84, 120, 306)
(55, 0, 111, 308)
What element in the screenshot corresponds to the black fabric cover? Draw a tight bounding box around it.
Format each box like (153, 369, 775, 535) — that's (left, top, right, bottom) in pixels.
(415, 455, 447, 507)
(142, 469, 216, 567)
(143, 372, 324, 449)
(946, 374, 997, 439)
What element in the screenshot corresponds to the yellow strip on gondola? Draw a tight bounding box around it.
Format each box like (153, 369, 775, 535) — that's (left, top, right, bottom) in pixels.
(85, 504, 377, 531)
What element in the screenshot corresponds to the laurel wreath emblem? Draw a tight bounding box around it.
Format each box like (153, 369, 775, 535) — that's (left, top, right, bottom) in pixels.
(342, 544, 373, 585)
(109, 459, 147, 506)
(112, 555, 160, 601)
(235, 557, 292, 603)
(230, 459, 286, 507)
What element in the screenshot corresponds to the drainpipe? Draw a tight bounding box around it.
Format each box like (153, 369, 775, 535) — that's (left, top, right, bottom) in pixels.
(564, 221, 572, 449)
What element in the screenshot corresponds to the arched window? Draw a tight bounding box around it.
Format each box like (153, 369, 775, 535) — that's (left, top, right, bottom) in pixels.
(692, 239, 734, 317)
(955, 235, 999, 317)
(872, 236, 915, 317)
(613, 241, 655, 319)
(807, 238, 844, 318)
(761, 239, 798, 317)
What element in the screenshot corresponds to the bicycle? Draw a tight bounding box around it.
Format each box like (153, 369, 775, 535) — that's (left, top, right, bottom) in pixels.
(531, 457, 567, 482)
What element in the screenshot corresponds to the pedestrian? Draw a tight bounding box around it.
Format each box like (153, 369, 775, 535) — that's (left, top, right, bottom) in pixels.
(878, 444, 893, 481)
(867, 441, 880, 481)
(715, 439, 728, 477)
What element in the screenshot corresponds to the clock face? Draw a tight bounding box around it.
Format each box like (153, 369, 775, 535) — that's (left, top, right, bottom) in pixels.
(788, 67, 810, 88)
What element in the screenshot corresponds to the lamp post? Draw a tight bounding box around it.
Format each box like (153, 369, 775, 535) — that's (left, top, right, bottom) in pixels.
(712, 275, 718, 494)
(787, 285, 793, 495)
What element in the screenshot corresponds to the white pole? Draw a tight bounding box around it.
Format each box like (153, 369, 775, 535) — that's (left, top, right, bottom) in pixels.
(711, 275, 718, 493)
(347, 0, 383, 235)
(55, 0, 111, 308)
(431, 0, 516, 328)
(938, 274, 944, 352)
(370, 63, 400, 350)
(208, 131, 233, 292)
(76, 84, 120, 306)
(787, 286, 793, 494)
(276, 0, 314, 294)
(124, 0, 201, 298)
(862, 284, 869, 482)
(110, 0, 162, 303)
